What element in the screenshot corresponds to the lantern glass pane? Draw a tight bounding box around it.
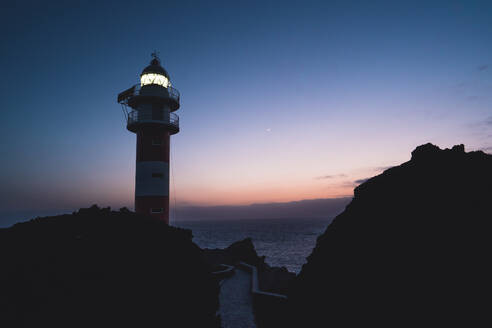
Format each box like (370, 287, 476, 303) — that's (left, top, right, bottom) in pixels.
(140, 73, 169, 88)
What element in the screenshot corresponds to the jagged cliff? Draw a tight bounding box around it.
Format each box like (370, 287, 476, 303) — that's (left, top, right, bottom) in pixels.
(0, 206, 220, 327)
(288, 144, 492, 327)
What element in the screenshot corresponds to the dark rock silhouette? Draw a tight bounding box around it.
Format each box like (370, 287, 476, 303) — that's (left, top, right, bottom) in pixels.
(204, 238, 295, 295)
(0, 205, 220, 327)
(288, 144, 491, 327)
(204, 238, 266, 268)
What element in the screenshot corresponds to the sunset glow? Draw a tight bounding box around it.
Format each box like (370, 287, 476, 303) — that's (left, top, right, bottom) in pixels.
(1, 1, 491, 226)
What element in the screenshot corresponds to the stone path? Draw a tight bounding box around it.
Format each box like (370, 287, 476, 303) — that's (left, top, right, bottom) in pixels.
(219, 268, 257, 328)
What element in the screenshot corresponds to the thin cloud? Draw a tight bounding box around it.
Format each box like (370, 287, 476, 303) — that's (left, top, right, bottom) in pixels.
(338, 178, 370, 188)
(478, 64, 489, 71)
(338, 181, 358, 188)
(315, 174, 347, 180)
(465, 116, 492, 132)
(481, 146, 492, 153)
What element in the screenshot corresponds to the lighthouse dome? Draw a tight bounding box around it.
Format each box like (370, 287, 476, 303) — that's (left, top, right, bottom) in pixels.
(140, 57, 171, 88)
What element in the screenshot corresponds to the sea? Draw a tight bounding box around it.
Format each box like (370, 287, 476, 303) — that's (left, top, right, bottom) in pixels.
(173, 217, 333, 274)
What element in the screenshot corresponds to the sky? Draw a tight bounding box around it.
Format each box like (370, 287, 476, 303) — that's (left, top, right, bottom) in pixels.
(0, 0, 491, 226)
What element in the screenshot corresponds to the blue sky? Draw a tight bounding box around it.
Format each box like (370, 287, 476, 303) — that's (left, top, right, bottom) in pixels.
(0, 0, 491, 226)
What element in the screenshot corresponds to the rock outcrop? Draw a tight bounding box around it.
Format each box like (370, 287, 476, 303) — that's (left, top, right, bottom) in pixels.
(203, 238, 266, 268)
(203, 238, 295, 294)
(288, 144, 492, 327)
(0, 205, 220, 328)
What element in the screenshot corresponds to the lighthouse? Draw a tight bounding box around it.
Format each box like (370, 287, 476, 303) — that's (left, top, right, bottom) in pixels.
(117, 54, 180, 224)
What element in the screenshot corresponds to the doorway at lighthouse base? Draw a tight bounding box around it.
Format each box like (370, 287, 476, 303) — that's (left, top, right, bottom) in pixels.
(135, 196, 169, 222)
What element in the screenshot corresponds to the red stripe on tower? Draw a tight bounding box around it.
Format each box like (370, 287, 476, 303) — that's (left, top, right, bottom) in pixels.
(117, 53, 180, 224)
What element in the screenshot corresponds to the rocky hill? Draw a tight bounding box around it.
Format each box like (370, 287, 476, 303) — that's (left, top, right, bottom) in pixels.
(288, 144, 492, 327)
(0, 206, 220, 327)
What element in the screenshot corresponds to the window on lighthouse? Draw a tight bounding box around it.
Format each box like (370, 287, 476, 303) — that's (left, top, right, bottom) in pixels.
(140, 73, 170, 88)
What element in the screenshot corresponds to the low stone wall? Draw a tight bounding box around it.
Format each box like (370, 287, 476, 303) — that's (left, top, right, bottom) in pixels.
(237, 262, 288, 327)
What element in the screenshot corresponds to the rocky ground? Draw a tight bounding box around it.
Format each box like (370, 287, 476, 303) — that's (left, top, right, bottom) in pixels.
(0, 206, 220, 328)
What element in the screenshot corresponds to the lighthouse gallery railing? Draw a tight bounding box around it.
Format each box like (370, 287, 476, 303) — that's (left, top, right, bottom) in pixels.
(127, 111, 179, 129)
(117, 84, 180, 105)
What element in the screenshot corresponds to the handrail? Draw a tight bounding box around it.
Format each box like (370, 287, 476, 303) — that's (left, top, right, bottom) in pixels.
(237, 262, 288, 299)
(127, 110, 179, 129)
(118, 84, 180, 105)
(212, 264, 235, 280)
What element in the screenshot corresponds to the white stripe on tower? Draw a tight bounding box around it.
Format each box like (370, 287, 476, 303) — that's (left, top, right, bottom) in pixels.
(135, 162, 169, 196)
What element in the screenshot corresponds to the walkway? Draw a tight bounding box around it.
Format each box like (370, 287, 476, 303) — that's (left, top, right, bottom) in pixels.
(219, 268, 257, 328)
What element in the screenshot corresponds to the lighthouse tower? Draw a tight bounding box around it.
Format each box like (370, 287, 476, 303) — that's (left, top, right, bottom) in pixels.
(117, 54, 180, 224)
